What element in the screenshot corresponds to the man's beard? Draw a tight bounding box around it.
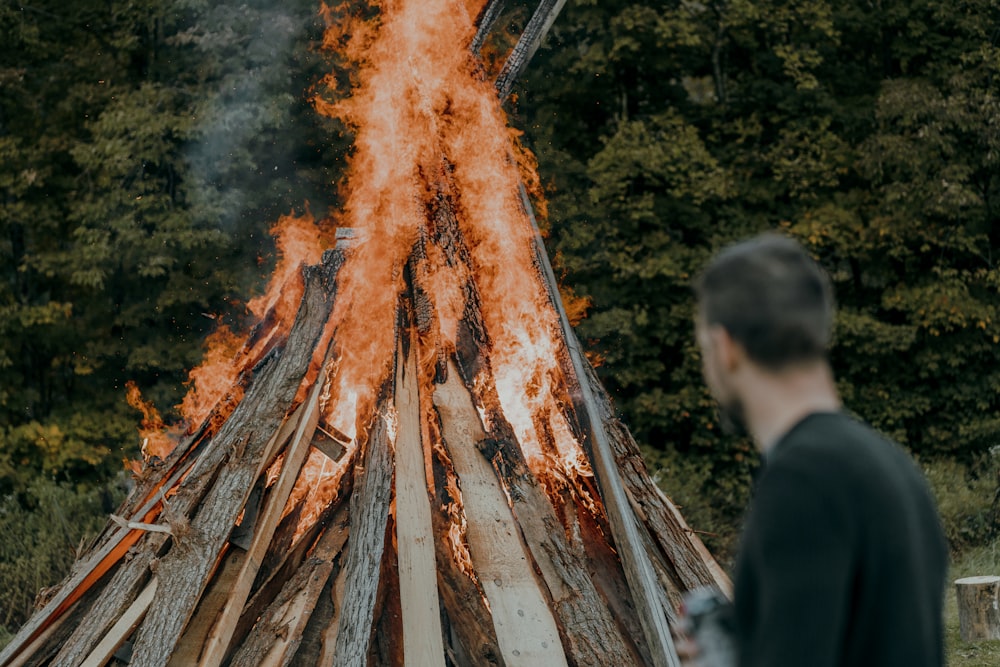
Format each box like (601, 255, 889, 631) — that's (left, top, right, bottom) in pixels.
(717, 396, 748, 438)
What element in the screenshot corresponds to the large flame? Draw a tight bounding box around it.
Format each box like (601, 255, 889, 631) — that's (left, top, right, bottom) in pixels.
(132, 0, 601, 559)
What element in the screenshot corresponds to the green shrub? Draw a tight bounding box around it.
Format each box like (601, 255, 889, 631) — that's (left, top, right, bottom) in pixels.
(0, 477, 124, 644)
(923, 452, 999, 553)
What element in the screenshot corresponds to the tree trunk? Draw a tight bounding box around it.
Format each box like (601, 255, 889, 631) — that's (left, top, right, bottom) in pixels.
(956, 576, 1000, 642)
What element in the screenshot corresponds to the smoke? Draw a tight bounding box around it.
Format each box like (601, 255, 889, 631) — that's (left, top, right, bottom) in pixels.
(179, 0, 334, 231)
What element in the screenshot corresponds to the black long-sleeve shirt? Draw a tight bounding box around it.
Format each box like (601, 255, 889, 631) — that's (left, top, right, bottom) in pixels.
(733, 412, 948, 667)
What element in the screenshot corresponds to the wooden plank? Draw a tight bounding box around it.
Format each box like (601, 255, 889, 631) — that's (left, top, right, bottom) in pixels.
(228, 523, 348, 667)
(197, 372, 328, 667)
(127, 252, 346, 667)
(434, 361, 567, 667)
(472, 430, 640, 665)
(521, 185, 681, 667)
(331, 399, 396, 667)
(79, 578, 158, 667)
(394, 340, 446, 667)
(166, 547, 245, 667)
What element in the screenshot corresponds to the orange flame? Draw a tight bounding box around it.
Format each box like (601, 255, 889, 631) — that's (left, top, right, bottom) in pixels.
(125, 381, 176, 460)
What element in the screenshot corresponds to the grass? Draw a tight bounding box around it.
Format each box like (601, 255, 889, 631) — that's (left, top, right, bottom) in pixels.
(945, 539, 1000, 666)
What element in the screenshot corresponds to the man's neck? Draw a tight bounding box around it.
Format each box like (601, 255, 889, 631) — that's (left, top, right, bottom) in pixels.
(744, 362, 841, 455)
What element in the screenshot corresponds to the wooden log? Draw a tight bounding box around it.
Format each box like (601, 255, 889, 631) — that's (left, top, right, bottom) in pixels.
(228, 521, 348, 667)
(45, 342, 312, 667)
(198, 367, 329, 667)
(233, 476, 353, 655)
(288, 573, 336, 667)
(48, 532, 168, 667)
(332, 400, 396, 667)
(518, 187, 681, 667)
(318, 562, 349, 665)
(167, 547, 246, 666)
(394, 339, 447, 667)
(956, 576, 1000, 642)
(474, 432, 641, 666)
(79, 578, 157, 667)
(127, 252, 345, 667)
(369, 513, 404, 667)
(587, 361, 730, 597)
(426, 440, 505, 667)
(434, 360, 568, 667)
(471, 0, 506, 53)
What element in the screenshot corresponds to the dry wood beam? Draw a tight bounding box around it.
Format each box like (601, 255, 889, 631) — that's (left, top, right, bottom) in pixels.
(517, 188, 682, 667)
(167, 547, 246, 667)
(434, 360, 567, 667)
(331, 399, 396, 667)
(394, 338, 447, 666)
(474, 432, 641, 666)
(197, 365, 330, 667)
(228, 522, 348, 667)
(494, 0, 567, 101)
(126, 253, 345, 667)
(79, 578, 157, 667)
(592, 371, 731, 596)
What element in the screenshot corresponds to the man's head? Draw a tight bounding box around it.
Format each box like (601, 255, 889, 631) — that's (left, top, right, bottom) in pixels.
(693, 234, 835, 436)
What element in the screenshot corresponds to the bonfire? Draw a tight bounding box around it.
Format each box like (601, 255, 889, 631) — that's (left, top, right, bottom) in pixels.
(0, 1, 728, 666)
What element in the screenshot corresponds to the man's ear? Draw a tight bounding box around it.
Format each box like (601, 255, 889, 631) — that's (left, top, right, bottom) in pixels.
(709, 326, 744, 373)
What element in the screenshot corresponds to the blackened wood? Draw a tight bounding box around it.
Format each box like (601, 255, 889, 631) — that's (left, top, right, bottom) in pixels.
(126, 253, 345, 667)
(494, 0, 568, 101)
(332, 401, 396, 667)
(471, 0, 506, 53)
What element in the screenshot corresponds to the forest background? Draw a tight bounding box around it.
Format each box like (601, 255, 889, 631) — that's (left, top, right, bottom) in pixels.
(1, 0, 999, 646)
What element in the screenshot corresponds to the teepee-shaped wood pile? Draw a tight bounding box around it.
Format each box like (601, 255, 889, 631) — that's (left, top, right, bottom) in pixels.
(0, 2, 729, 666)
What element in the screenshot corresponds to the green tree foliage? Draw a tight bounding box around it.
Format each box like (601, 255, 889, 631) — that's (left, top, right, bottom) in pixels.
(0, 0, 344, 492)
(520, 0, 1000, 554)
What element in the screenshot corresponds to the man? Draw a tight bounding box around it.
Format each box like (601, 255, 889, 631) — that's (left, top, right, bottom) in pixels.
(691, 234, 948, 666)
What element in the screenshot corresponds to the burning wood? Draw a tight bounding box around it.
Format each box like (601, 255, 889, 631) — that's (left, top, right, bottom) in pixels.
(0, 1, 730, 666)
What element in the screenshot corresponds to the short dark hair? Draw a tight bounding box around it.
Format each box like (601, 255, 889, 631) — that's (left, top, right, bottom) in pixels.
(694, 233, 834, 370)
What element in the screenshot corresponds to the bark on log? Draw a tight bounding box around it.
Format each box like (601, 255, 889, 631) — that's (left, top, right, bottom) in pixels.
(167, 547, 246, 666)
(127, 252, 345, 667)
(586, 360, 731, 596)
(198, 368, 329, 667)
(50, 532, 169, 667)
(332, 399, 396, 667)
(956, 576, 1000, 642)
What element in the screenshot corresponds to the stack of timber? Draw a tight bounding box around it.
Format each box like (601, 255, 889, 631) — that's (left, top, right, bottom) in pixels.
(0, 1, 730, 666)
